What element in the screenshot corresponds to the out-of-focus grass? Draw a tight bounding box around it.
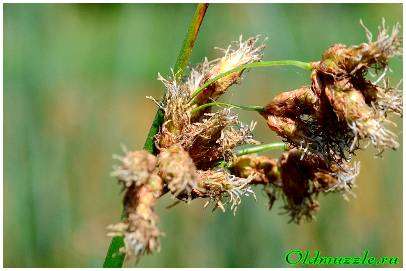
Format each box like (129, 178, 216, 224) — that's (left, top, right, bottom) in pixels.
(4, 4, 402, 267)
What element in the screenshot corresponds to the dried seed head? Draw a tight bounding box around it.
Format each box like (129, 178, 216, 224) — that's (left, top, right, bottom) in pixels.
(156, 73, 191, 148)
(375, 79, 403, 116)
(193, 35, 266, 105)
(276, 148, 359, 223)
(263, 89, 352, 163)
(184, 109, 250, 169)
(230, 154, 280, 185)
(211, 36, 265, 91)
(196, 169, 256, 215)
(263, 86, 319, 117)
(112, 150, 158, 188)
(108, 176, 164, 260)
(262, 21, 402, 160)
(324, 79, 400, 152)
(217, 121, 259, 160)
(158, 145, 197, 198)
(123, 212, 162, 259)
(278, 149, 323, 223)
(311, 21, 402, 149)
(157, 71, 257, 168)
(315, 20, 401, 77)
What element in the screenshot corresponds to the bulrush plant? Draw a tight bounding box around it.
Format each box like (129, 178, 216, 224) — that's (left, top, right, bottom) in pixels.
(103, 6, 402, 266)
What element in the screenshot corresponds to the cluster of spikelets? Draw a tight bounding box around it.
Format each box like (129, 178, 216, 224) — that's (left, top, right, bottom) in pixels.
(263, 20, 402, 161)
(108, 20, 402, 261)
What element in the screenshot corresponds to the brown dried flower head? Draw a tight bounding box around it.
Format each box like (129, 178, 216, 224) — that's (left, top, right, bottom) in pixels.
(157, 144, 197, 198)
(190, 35, 265, 105)
(156, 35, 263, 162)
(316, 19, 401, 77)
(262, 20, 402, 160)
(112, 150, 158, 188)
(108, 174, 163, 260)
(194, 169, 256, 215)
(275, 148, 359, 223)
(230, 154, 280, 185)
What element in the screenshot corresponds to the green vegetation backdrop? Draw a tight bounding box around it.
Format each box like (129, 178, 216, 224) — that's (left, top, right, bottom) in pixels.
(4, 3, 402, 267)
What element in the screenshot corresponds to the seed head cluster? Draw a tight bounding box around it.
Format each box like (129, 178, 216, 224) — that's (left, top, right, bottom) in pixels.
(109, 21, 402, 262)
(262, 20, 402, 161)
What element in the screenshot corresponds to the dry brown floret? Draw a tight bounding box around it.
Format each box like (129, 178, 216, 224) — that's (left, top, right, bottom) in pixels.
(112, 150, 158, 188)
(276, 148, 358, 223)
(191, 35, 265, 106)
(108, 174, 164, 260)
(194, 169, 256, 215)
(230, 154, 280, 185)
(157, 144, 197, 198)
(263, 86, 319, 117)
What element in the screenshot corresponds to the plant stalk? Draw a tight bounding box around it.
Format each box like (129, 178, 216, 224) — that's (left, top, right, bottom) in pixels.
(191, 101, 264, 115)
(235, 142, 287, 156)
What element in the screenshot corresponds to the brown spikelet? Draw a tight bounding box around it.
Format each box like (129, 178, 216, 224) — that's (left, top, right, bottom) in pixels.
(192, 36, 265, 105)
(272, 148, 358, 223)
(107, 174, 164, 260)
(262, 86, 319, 117)
(230, 154, 280, 185)
(112, 150, 158, 188)
(157, 144, 197, 198)
(261, 21, 402, 159)
(313, 19, 401, 77)
(194, 169, 256, 215)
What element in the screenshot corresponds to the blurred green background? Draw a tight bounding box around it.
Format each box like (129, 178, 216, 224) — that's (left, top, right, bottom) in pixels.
(4, 3, 403, 267)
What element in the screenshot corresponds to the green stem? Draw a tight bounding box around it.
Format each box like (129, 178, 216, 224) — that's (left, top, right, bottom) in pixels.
(235, 142, 287, 156)
(189, 60, 312, 104)
(173, 3, 209, 81)
(191, 101, 264, 115)
(144, 3, 209, 154)
(216, 142, 287, 168)
(102, 4, 209, 268)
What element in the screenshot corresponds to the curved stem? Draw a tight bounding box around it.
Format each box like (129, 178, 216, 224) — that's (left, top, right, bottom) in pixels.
(191, 101, 264, 115)
(235, 142, 287, 156)
(189, 60, 312, 104)
(216, 142, 287, 169)
(103, 3, 209, 268)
